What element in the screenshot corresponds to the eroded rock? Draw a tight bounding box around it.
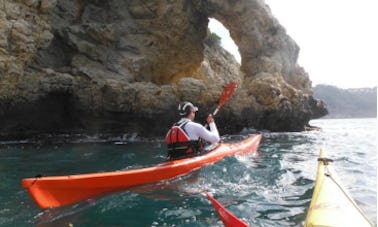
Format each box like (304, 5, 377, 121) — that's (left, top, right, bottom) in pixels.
(0, 0, 327, 139)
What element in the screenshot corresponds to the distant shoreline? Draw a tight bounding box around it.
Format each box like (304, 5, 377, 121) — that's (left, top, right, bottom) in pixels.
(319, 116, 377, 119)
(313, 85, 377, 120)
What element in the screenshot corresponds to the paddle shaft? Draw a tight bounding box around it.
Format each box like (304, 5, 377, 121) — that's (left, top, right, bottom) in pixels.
(205, 82, 238, 126)
(213, 107, 220, 116)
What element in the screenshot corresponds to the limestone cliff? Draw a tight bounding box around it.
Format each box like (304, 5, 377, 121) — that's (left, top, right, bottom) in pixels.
(0, 0, 327, 139)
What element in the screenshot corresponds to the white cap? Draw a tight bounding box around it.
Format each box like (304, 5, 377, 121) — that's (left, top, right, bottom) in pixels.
(178, 101, 198, 116)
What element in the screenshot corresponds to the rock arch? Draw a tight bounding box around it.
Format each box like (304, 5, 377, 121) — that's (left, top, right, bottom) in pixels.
(0, 0, 327, 138)
(199, 0, 309, 91)
(189, 0, 325, 132)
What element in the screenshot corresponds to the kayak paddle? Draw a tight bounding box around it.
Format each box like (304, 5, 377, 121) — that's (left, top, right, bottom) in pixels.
(213, 82, 238, 116)
(204, 82, 237, 128)
(206, 192, 249, 227)
(203, 82, 237, 129)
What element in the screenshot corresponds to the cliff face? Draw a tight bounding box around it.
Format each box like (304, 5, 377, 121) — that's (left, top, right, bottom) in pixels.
(0, 0, 327, 138)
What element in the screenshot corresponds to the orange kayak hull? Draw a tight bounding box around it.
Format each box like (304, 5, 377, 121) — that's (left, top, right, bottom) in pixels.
(22, 134, 262, 209)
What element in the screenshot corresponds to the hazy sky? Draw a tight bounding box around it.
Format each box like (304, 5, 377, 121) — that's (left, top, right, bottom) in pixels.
(209, 0, 378, 89)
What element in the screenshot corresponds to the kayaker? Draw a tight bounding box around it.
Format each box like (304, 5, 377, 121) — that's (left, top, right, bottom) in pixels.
(166, 101, 220, 160)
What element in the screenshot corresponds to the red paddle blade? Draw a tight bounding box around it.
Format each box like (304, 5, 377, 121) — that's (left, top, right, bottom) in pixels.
(218, 82, 238, 109)
(206, 192, 249, 227)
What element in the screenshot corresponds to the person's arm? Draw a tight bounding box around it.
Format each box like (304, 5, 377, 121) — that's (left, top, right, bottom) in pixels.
(206, 122, 220, 142)
(196, 124, 219, 143)
(191, 115, 220, 143)
(207, 114, 220, 141)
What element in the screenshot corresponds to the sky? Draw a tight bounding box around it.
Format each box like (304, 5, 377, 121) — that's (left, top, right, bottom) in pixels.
(209, 0, 378, 89)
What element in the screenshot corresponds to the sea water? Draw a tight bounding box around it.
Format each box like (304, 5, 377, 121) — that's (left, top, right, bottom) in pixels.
(0, 118, 376, 227)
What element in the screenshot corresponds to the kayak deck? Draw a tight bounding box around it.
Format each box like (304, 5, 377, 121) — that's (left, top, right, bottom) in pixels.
(22, 134, 262, 209)
(205, 149, 373, 227)
(304, 150, 373, 227)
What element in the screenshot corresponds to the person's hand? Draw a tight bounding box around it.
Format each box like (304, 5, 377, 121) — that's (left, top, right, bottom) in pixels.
(207, 114, 214, 124)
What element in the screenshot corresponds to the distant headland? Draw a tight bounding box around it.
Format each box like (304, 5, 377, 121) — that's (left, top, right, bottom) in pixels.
(313, 85, 377, 119)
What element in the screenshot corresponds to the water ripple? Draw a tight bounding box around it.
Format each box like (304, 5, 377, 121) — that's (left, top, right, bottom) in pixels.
(0, 119, 376, 226)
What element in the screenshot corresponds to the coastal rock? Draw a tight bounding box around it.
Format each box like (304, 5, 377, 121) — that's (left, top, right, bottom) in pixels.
(0, 0, 327, 139)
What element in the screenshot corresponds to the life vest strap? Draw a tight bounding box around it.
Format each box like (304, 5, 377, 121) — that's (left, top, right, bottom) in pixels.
(166, 120, 204, 159)
(167, 140, 202, 158)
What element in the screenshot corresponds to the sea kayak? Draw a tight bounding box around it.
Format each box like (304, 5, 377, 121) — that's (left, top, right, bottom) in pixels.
(206, 149, 373, 227)
(22, 134, 262, 209)
(304, 150, 373, 226)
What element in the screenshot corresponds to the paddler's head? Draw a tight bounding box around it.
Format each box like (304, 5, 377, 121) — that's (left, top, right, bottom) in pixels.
(178, 101, 198, 120)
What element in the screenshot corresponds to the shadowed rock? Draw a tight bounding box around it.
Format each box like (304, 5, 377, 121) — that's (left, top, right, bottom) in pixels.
(0, 0, 327, 139)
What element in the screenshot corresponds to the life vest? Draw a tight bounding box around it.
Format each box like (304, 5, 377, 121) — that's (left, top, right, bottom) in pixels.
(166, 120, 203, 159)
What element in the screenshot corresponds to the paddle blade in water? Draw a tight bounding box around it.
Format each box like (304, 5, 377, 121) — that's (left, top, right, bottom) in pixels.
(206, 192, 249, 227)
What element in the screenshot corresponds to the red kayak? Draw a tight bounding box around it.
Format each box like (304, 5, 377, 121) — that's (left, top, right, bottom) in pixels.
(22, 134, 262, 209)
(206, 192, 249, 227)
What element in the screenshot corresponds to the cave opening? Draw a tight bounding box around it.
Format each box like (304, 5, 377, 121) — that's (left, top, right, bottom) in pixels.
(208, 18, 241, 64)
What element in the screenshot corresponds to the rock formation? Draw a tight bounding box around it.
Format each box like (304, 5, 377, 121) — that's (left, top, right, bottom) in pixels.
(0, 0, 327, 139)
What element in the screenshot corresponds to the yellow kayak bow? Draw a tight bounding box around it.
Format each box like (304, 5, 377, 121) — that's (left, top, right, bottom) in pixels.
(304, 150, 373, 227)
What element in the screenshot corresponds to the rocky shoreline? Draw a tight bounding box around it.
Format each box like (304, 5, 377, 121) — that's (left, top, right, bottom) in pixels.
(0, 0, 327, 140)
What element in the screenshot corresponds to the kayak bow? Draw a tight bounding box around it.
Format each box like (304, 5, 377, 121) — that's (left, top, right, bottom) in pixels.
(304, 149, 373, 227)
(22, 134, 262, 209)
(205, 149, 373, 227)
